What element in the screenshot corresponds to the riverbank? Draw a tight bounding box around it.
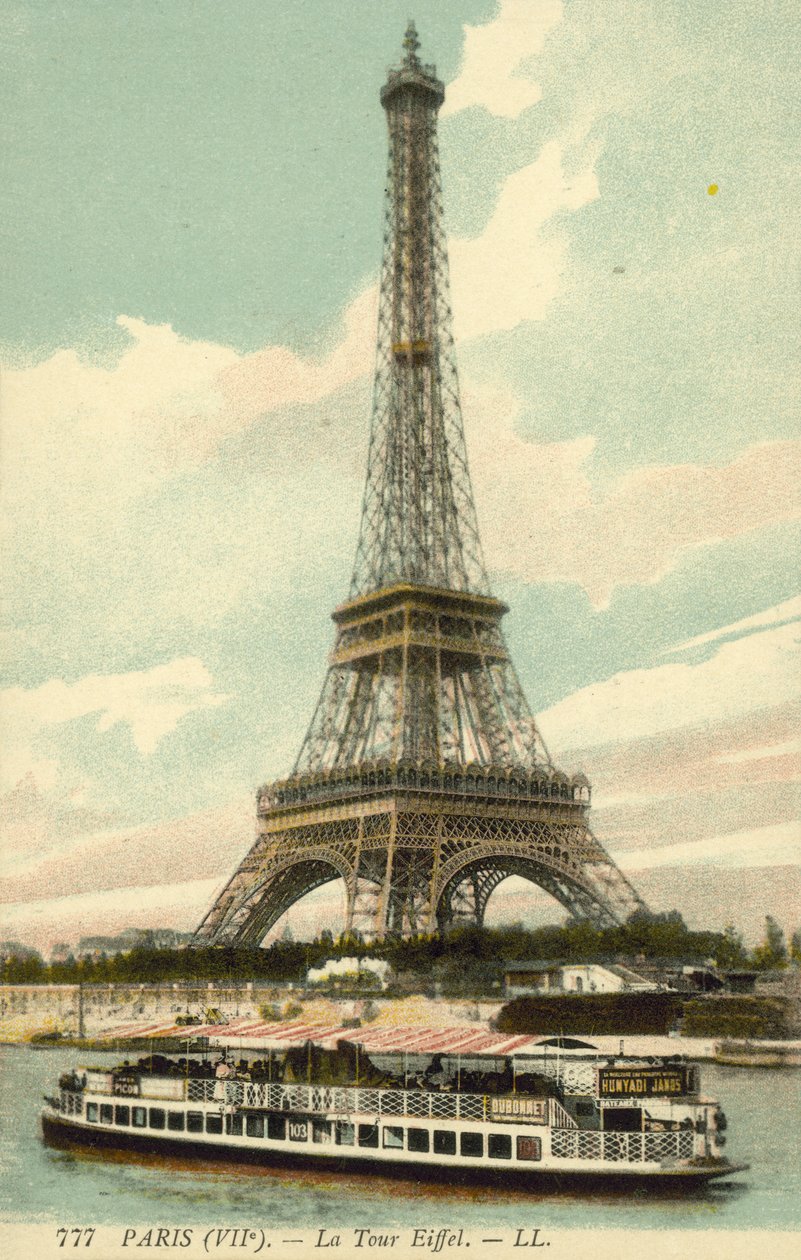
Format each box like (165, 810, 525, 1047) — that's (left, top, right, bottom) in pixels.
(2, 982, 800, 1064)
(0, 984, 502, 1045)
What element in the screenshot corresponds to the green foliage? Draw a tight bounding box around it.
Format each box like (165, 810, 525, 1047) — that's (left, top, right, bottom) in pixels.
(716, 924, 750, 969)
(0, 950, 46, 984)
(752, 915, 788, 971)
(496, 992, 684, 1036)
(681, 996, 791, 1039)
(0, 911, 792, 987)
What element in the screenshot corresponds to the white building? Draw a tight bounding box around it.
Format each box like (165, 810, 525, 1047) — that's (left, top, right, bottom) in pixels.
(504, 961, 659, 999)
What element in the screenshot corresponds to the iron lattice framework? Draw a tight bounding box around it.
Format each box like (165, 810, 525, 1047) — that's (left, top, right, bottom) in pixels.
(195, 25, 647, 945)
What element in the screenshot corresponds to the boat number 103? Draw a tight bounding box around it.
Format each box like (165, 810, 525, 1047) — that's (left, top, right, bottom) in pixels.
(289, 1121, 308, 1141)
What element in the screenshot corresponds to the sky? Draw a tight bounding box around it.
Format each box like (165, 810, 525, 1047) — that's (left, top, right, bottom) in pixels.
(1, 0, 799, 954)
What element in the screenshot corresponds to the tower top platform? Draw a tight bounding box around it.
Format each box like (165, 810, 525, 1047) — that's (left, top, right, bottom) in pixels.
(381, 21, 444, 108)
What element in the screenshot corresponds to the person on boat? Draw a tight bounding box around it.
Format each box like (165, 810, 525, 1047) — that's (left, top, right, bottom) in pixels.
(213, 1054, 232, 1100)
(425, 1055, 452, 1089)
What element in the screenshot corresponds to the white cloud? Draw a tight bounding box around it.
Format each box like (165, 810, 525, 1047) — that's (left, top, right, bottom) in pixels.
(441, 0, 563, 119)
(538, 619, 800, 752)
(465, 385, 801, 606)
(713, 740, 800, 766)
(1, 657, 228, 790)
(618, 821, 801, 873)
(663, 596, 801, 655)
(0, 877, 220, 955)
(0, 298, 376, 529)
(451, 142, 599, 341)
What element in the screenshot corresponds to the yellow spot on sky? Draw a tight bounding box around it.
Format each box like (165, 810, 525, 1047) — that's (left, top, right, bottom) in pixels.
(707, 184, 719, 195)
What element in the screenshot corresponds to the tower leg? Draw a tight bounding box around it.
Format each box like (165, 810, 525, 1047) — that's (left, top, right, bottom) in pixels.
(376, 812, 397, 936)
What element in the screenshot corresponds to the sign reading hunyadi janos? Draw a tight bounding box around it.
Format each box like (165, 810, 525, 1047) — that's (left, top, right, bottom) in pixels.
(596, 1066, 698, 1098)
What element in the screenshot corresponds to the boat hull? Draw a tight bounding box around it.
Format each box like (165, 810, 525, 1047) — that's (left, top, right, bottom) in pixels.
(41, 1109, 747, 1191)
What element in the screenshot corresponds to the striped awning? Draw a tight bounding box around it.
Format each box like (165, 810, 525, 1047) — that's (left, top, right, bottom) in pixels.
(96, 1017, 550, 1058)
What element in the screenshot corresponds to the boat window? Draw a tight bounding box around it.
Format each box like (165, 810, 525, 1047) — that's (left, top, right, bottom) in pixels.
(488, 1133, 511, 1160)
(206, 1114, 223, 1135)
(358, 1124, 379, 1149)
(313, 1120, 333, 1144)
(407, 1128, 429, 1153)
(516, 1135, 542, 1161)
(433, 1130, 456, 1156)
(86, 1103, 98, 1123)
(114, 1106, 130, 1126)
(100, 1104, 113, 1125)
(187, 1112, 204, 1134)
(267, 1115, 286, 1140)
(246, 1114, 265, 1138)
(575, 1101, 595, 1117)
(149, 1109, 166, 1130)
(460, 1132, 483, 1157)
(382, 1126, 403, 1150)
(168, 1111, 185, 1132)
(335, 1121, 355, 1146)
(132, 1107, 146, 1128)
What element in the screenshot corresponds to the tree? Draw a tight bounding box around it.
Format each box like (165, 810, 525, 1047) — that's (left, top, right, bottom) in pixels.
(789, 928, 801, 967)
(752, 915, 788, 970)
(716, 923, 749, 969)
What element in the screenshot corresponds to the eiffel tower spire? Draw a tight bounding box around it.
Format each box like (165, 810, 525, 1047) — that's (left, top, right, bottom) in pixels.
(194, 27, 648, 946)
(350, 20, 487, 597)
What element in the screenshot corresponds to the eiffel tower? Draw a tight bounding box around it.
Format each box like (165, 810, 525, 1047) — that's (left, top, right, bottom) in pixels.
(194, 24, 647, 946)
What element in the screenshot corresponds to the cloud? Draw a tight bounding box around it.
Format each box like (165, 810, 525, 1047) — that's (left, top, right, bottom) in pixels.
(218, 287, 375, 430)
(663, 595, 801, 655)
(0, 791, 251, 904)
(530, 614, 800, 907)
(441, 0, 562, 119)
(451, 142, 599, 341)
(0, 877, 221, 956)
(538, 617, 800, 752)
(617, 821, 800, 873)
(1, 657, 228, 790)
(1, 297, 376, 520)
(714, 739, 800, 766)
(585, 700, 801, 810)
(466, 384, 801, 605)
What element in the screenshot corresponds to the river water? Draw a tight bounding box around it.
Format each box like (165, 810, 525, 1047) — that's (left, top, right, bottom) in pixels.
(1, 1045, 799, 1234)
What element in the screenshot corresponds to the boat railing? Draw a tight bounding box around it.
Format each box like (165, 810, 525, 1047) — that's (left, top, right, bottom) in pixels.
(547, 1097, 578, 1129)
(90, 1075, 549, 1124)
(551, 1128, 696, 1164)
(200, 1079, 541, 1123)
(59, 1088, 84, 1117)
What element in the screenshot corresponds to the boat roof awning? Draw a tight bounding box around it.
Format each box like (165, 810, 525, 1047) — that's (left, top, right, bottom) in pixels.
(96, 1017, 568, 1058)
(209, 1023, 545, 1057)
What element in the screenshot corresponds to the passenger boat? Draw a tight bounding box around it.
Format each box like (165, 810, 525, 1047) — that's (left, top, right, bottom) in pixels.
(41, 1020, 748, 1186)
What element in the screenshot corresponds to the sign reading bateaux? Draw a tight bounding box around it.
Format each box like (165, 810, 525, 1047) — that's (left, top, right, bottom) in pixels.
(596, 1066, 697, 1098)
